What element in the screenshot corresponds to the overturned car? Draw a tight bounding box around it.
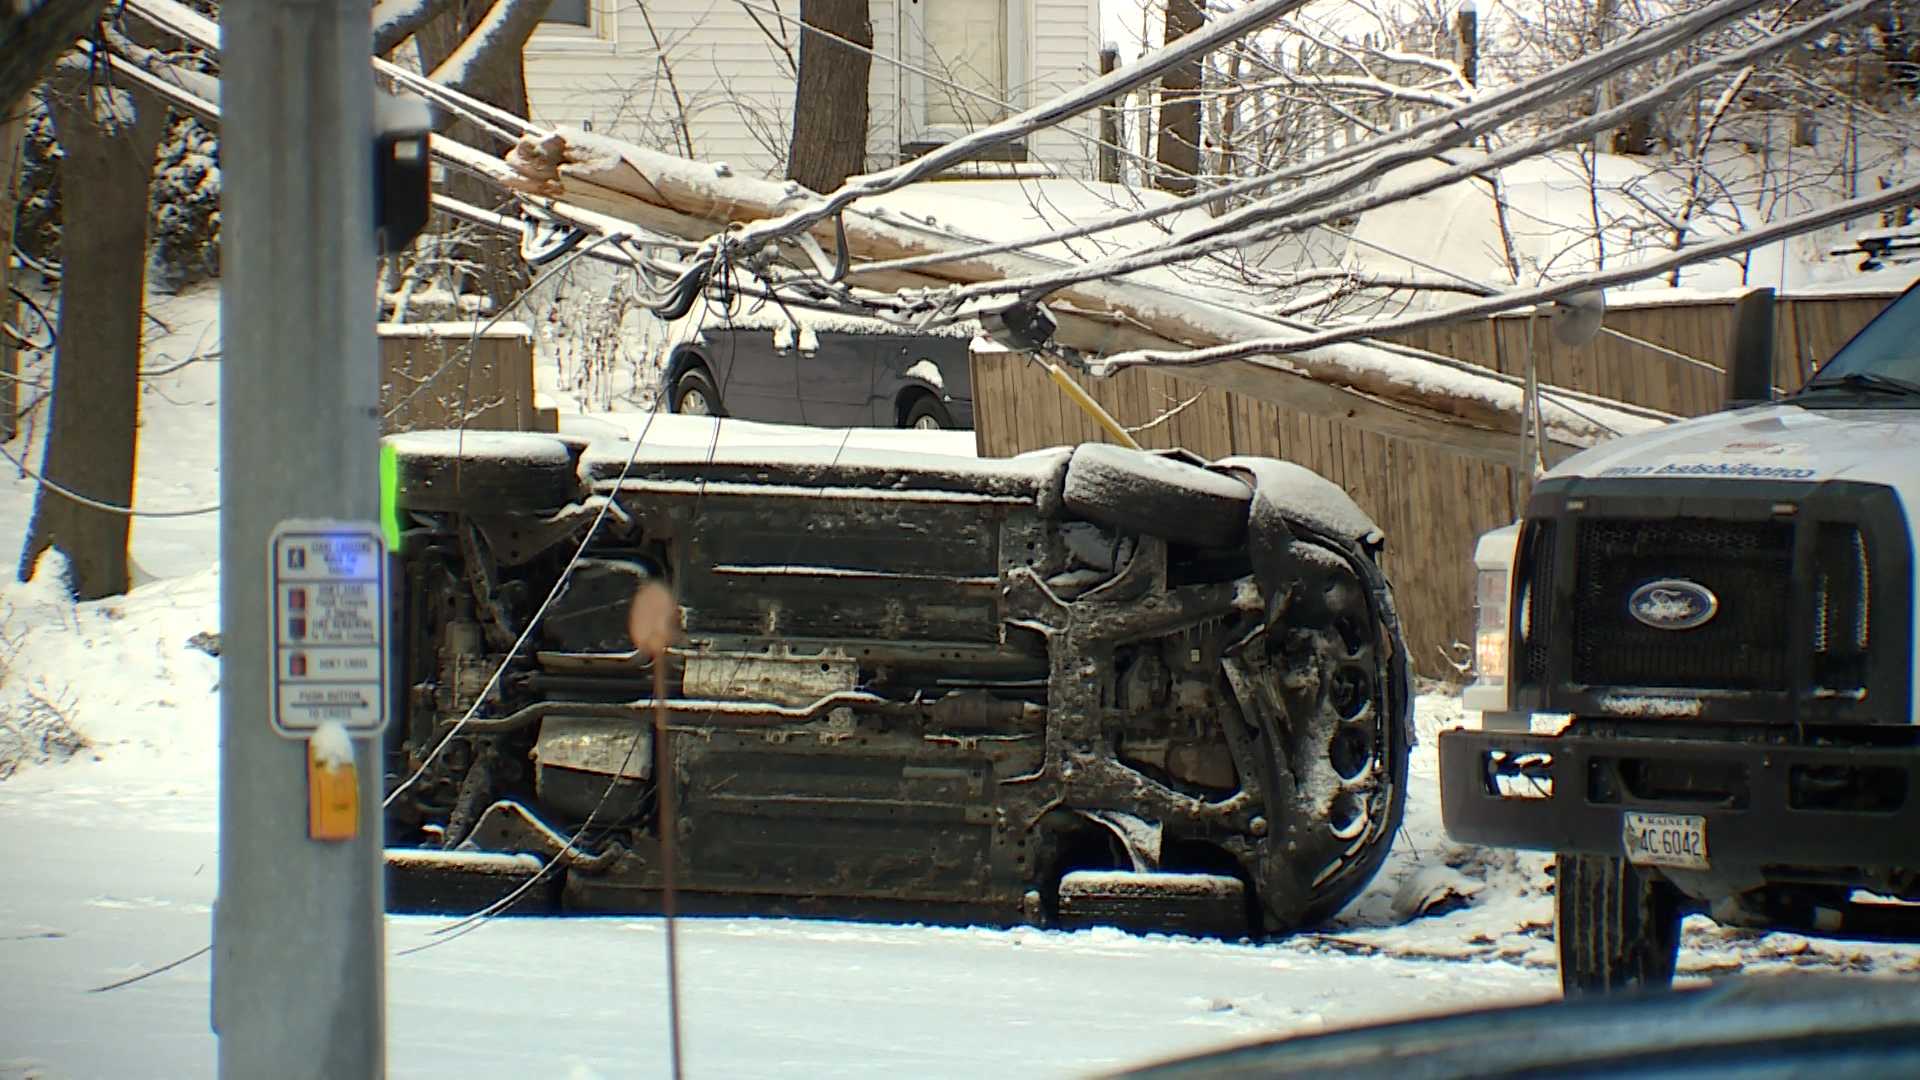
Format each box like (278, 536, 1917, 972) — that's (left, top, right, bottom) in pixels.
(382, 430, 1411, 936)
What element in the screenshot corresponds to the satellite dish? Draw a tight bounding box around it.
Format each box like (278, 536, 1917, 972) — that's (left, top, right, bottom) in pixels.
(1549, 288, 1607, 348)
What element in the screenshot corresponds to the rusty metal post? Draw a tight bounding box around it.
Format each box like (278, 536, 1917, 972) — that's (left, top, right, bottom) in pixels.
(631, 582, 685, 1079)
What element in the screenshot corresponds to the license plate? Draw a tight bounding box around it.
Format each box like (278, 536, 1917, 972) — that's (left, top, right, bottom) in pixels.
(1622, 812, 1708, 870)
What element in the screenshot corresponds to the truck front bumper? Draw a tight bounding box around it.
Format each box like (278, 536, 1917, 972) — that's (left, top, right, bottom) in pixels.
(1439, 727, 1920, 871)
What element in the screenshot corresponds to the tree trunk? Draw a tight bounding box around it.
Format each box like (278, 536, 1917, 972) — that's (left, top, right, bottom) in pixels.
(1097, 46, 1121, 184)
(413, 0, 546, 313)
(1610, 111, 1654, 156)
(2, 110, 24, 443)
(18, 68, 166, 597)
(1454, 6, 1478, 87)
(1154, 0, 1204, 195)
(787, 0, 872, 193)
(0, 0, 107, 122)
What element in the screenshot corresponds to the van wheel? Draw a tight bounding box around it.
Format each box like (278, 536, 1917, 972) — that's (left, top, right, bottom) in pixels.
(672, 367, 723, 417)
(1556, 853, 1683, 997)
(904, 396, 950, 430)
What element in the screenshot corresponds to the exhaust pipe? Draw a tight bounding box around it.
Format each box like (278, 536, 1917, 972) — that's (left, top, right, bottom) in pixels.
(1725, 287, 1776, 410)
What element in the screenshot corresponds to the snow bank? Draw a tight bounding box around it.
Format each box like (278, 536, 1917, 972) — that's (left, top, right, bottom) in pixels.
(0, 561, 219, 781)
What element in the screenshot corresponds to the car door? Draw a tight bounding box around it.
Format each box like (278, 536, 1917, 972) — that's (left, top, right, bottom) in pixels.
(794, 331, 879, 427)
(704, 327, 800, 422)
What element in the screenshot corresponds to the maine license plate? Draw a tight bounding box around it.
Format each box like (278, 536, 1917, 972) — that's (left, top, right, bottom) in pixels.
(1622, 812, 1708, 870)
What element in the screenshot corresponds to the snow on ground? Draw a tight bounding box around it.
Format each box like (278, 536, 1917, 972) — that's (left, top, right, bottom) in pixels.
(4, 566, 1918, 1077)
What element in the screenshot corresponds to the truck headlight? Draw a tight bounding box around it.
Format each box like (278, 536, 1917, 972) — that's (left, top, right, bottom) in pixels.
(1475, 567, 1508, 682)
(1463, 524, 1520, 719)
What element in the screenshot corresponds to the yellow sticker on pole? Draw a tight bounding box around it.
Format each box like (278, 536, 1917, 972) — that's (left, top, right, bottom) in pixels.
(307, 722, 359, 842)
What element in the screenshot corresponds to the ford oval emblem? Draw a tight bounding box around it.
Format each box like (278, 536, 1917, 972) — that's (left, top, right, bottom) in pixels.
(1628, 579, 1719, 631)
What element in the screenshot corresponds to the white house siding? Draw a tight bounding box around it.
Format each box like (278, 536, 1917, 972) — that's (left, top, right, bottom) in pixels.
(1025, 0, 1100, 177)
(523, 0, 1095, 181)
(867, 0, 901, 172)
(524, 0, 803, 177)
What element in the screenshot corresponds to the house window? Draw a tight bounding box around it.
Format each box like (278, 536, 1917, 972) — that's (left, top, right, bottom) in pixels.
(530, 0, 614, 48)
(922, 0, 1008, 128)
(543, 0, 591, 26)
(902, 0, 1027, 161)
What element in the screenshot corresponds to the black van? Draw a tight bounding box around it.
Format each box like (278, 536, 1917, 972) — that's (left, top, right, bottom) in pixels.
(663, 321, 975, 429)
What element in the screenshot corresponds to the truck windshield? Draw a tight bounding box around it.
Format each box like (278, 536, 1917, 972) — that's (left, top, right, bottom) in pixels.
(1801, 282, 1920, 395)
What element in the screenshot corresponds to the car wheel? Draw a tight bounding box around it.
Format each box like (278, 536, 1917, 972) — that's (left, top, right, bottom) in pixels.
(904, 396, 951, 430)
(1062, 443, 1252, 549)
(385, 431, 584, 514)
(1248, 537, 1410, 935)
(672, 367, 723, 417)
(1556, 852, 1683, 996)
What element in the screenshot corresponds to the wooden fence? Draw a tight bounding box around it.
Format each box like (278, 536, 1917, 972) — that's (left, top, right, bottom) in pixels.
(971, 290, 1900, 681)
(378, 322, 556, 435)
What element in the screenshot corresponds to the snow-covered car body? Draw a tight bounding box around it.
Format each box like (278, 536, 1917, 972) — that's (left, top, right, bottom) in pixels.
(1443, 282, 1920, 990)
(381, 433, 1410, 935)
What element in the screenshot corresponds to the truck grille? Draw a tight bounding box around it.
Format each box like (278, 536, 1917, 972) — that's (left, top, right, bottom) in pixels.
(1570, 518, 1795, 691)
(1518, 478, 1911, 724)
(1812, 523, 1871, 694)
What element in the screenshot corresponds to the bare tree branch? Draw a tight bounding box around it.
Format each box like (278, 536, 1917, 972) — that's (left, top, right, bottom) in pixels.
(735, 0, 796, 77)
(635, 2, 696, 159)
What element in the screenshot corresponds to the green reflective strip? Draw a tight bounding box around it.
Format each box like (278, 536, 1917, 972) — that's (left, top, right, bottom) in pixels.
(379, 441, 401, 552)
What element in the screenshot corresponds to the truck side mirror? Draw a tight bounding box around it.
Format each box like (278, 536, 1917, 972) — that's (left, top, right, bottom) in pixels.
(1549, 289, 1606, 348)
(375, 92, 433, 255)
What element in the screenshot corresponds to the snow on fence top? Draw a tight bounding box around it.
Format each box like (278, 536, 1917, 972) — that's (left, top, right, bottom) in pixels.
(376, 322, 536, 340)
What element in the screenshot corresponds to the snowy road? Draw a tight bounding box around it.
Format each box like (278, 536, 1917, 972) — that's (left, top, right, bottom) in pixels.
(0, 737, 1546, 1080)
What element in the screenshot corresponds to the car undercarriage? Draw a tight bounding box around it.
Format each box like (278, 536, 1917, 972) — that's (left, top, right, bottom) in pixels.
(382, 432, 1411, 936)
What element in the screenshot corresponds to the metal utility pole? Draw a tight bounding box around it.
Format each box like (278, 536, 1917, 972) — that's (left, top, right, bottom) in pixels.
(215, 2, 385, 1077)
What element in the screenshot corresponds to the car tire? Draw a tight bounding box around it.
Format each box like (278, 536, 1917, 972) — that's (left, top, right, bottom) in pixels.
(671, 366, 723, 417)
(1556, 852, 1683, 997)
(904, 396, 951, 430)
(1247, 535, 1410, 936)
(385, 431, 584, 514)
(1062, 443, 1252, 549)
